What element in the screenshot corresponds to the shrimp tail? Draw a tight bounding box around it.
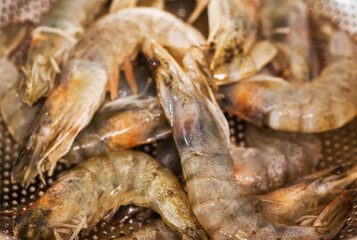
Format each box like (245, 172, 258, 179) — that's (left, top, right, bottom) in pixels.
(11, 133, 46, 185)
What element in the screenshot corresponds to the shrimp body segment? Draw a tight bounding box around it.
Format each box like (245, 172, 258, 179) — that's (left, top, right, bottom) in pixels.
(14, 151, 207, 240)
(152, 43, 349, 240)
(65, 97, 170, 164)
(12, 8, 205, 185)
(19, 0, 108, 105)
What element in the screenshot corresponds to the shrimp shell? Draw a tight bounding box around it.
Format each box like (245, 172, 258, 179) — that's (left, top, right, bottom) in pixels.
(13, 151, 207, 240)
(64, 97, 170, 165)
(152, 42, 349, 240)
(12, 8, 205, 185)
(19, 0, 107, 106)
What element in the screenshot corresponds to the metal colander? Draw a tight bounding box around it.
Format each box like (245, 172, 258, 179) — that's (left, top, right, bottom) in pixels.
(1, 0, 357, 239)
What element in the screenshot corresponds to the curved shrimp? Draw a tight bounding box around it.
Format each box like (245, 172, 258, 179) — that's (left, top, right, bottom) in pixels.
(220, 27, 357, 133)
(260, 0, 318, 82)
(12, 8, 205, 185)
(231, 124, 321, 193)
(13, 150, 207, 240)
(65, 97, 170, 165)
(151, 42, 351, 240)
(18, 0, 108, 106)
(208, 0, 277, 85)
(116, 219, 180, 240)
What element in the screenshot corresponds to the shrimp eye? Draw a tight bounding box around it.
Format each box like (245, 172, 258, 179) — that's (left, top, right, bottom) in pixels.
(224, 52, 234, 63)
(147, 57, 160, 71)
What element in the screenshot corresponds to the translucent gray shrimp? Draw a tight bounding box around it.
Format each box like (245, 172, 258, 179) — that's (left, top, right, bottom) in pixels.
(231, 124, 321, 193)
(14, 151, 207, 240)
(0, 58, 40, 144)
(64, 97, 170, 165)
(260, 0, 318, 82)
(151, 42, 351, 240)
(19, 0, 107, 105)
(208, 0, 277, 85)
(220, 28, 357, 133)
(12, 8, 205, 185)
(0, 23, 40, 143)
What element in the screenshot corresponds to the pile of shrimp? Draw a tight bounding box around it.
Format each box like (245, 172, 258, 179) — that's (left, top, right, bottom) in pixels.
(1, 0, 357, 239)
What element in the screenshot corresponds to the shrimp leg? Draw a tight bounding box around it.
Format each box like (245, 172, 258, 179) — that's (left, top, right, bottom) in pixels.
(13, 151, 207, 240)
(151, 42, 351, 240)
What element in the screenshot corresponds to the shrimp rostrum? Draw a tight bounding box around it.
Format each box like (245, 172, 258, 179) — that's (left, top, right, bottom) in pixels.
(151, 42, 352, 240)
(14, 151, 207, 240)
(12, 8, 205, 185)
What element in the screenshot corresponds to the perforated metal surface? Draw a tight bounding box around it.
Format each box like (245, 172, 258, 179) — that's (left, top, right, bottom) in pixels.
(0, 0, 57, 29)
(1, 0, 357, 239)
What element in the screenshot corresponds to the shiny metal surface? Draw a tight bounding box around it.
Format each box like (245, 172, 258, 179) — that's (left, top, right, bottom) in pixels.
(0, 0, 356, 239)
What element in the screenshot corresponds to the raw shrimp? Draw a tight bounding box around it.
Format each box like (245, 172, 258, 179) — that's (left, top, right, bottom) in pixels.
(64, 97, 170, 164)
(260, 0, 318, 82)
(256, 166, 357, 225)
(0, 23, 40, 143)
(19, 0, 107, 106)
(116, 219, 180, 240)
(208, 0, 277, 85)
(13, 151, 207, 240)
(0, 58, 40, 144)
(151, 42, 350, 240)
(231, 124, 321, 193)
(220, 28, 357, 133)
(12, 8, 205, 185)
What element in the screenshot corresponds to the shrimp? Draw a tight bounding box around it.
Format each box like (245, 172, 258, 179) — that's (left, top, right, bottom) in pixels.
(11, 8, 205, 185)
(64, 97, 170, 165)
(18, 0, 108, 106)
(208, 0, 277, 85)
(151, 42, 351, 240)
(220, 27, 357, 133)
(0, 23, 41, 143)
(256, 166, 357, 226)
(116, 219, 180, 240)
(0, 58, 40, 144)
(13, 151, 208, 240)
(231, 124, 321, 193)
(260, 0, 318, 82)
